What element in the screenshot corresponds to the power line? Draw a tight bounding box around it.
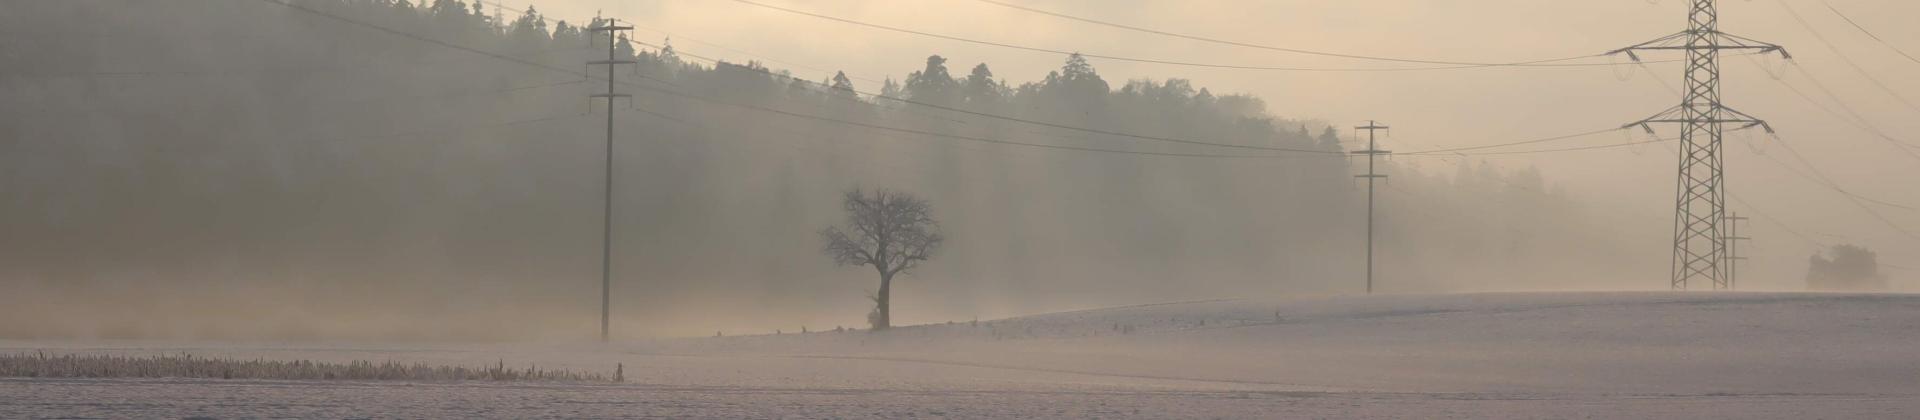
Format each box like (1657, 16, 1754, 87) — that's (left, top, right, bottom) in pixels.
(614, 41, 1347, 155)
(615, 40, 988, 124)
(965, 0, 1604, 69)
(1652, 126, 1829, 254)
(1458, 137, 1676, 156)
(379, 0, 1358, 155)
(257, 0, 1353, 160)
(1654, 137, 1908, 263)
(334, 78, 584, 109)
(1728, 192, 1826, 252)
(260, 0, 1689, 163)
(1699, 61, 1920, 203)
(1747, 139, 1918, 212)
(723, 42, 1666, 158)
(1757, 60, 1920, 161)
(1779, 0, 1920, 113)
(258, 0, 579, 76)
(626, 36, 1638, 158)
(1821, 1, 1920, 66)
(1399, 128, 1627, 155)
(643, 29, 882, 84)
(621, 67, 1399, 160)
(1640, 142, 1838, 266)
(1776, 63, 1880, 130)
(476, 0, 887, 86)
(623, 104, 1034, 181)
(0, 45, 590, 79)
(512, 3, 1681, 158)
(1769, 132, 1920, 239)
(727, 0, 1663, 73)
(11, 77, 585, 120)
(1697, 74, 1920, 269)
(633, 80, 1336, 159)
(554, 2, 1714, 159)
(321, 112, 590, 149)
(471, 3, 975, 129)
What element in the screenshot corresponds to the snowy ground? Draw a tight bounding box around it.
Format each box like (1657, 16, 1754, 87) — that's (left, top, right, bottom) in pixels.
(5, 292, 1919, 418)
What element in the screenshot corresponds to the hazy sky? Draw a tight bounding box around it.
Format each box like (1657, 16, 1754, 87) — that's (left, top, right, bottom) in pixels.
(490, 0, 1920, 288)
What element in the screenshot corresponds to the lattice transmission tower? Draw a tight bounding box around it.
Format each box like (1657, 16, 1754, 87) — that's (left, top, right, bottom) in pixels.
(1609, 0, 1789, 290)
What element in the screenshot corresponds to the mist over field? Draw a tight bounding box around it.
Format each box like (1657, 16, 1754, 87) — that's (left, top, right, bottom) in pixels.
(0, 0, 1662, 340)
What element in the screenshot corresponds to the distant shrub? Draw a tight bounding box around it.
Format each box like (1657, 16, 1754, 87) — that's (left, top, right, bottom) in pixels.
(0, 352, 616, 382)
(1807, 244, 1887, 291)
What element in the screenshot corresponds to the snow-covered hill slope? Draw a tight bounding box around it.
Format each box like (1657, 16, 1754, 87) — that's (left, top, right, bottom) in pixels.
(7, 292, 1919, 418)
(651, 292, 1920, 395)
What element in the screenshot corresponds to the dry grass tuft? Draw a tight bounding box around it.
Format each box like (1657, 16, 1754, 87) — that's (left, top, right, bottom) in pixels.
(0, 352, 617, 382)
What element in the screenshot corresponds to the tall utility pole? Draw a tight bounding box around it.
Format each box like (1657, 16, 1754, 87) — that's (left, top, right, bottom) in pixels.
(589, 20, 634, 342)
(1723, 212, 1749, 290)
(1352, 121, 1391, 294)
(1610, 0, 1788, 290)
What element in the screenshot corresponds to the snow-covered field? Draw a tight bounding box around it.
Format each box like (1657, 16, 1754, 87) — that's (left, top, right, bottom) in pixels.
(5, 292, 1919, 418)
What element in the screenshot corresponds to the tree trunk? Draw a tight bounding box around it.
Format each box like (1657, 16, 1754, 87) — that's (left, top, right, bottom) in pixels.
(874, 271, 893, 330)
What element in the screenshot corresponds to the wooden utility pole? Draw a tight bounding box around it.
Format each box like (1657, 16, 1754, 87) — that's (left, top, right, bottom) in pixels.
(589, 20, 634, 342)
(1352, 121, 1391, 294)
(1724, 212, 1749, 290)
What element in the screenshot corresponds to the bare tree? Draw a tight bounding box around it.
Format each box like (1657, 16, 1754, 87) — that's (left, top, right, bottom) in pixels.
(820, 188, 944, 330)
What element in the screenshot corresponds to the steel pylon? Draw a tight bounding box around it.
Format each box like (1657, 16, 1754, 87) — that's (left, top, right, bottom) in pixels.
(1610, 0, 1788, 290)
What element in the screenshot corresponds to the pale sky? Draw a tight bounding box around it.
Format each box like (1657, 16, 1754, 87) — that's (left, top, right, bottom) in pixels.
(514, 0, 1920, 287)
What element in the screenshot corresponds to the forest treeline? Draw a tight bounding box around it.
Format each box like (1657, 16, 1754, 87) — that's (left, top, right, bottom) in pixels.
(0, 0, 1651, 339)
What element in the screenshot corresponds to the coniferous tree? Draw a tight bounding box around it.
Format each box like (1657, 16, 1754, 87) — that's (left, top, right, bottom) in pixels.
(551, 20, 580, 44)
(904, 55, 959, 106)
(961, 63, 1005, 111)
(657, 38, 680, 64)
(878, 77, 904, 110)
(614, 33, 636, 60)
(509, 6, 549, 48)
(1318, 127, 1341, 150)
(830, 71, 856, 97)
